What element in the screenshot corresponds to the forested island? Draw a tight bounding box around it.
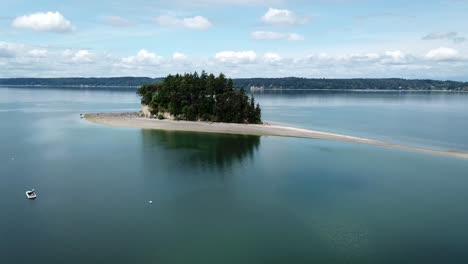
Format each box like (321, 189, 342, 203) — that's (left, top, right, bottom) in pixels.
(1, 77, 467, 91)
(81, 72, 468, 158)
(137, 72, 262, 124)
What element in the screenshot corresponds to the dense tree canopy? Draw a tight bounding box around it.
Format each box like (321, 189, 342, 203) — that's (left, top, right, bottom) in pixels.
(137, 72, 262, 124)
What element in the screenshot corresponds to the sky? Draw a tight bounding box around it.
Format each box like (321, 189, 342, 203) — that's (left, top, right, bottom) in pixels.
(1, 0, 467, 80)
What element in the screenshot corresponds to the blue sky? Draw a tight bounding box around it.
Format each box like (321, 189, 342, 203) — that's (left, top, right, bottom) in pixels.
(1, 0, 467, 79)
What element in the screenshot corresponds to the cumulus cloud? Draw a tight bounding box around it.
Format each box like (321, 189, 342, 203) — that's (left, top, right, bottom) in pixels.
(0, 42, 100, 77)
(29, 49, 48, 58)
(422, 32, 466, 44)
(382, 50, 407, 64)
(304, 48, 461, 66)
(103, 16, 132, 27)
(251, 31, 304, 41)
(172, 52, 188, 61)
(156, 15, 212, 30)
(425, 47, 460, 61)
(2, 40, 468, 80)
(122, 49, 163, 65)
(63, 50, 94, 63)
(215, 51, 257, 64)
(12, 11, 74, 33)
(263, 52, 282, 63)
(261, 8, 306, 25)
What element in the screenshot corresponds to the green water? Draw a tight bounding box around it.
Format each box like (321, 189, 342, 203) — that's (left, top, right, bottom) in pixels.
(1, 87, 468, 263)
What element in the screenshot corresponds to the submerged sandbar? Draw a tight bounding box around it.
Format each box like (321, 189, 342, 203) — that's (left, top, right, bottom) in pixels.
(84, 113, 468, 159)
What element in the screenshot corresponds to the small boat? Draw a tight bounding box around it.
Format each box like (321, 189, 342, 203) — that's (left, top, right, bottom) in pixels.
(26, 189, 37, 200)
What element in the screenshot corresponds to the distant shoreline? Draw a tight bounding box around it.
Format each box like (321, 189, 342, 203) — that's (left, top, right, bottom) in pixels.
(1, 76, 467, 91)
(0, 84, 139, 88)
(1, 85, 467, 93)
(84, 112, 468, 159)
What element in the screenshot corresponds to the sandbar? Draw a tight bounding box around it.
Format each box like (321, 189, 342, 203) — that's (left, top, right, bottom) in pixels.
(84, 112, 468, 159)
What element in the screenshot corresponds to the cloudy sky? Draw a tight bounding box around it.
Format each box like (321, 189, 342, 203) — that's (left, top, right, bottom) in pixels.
(1, 0, 467, 80)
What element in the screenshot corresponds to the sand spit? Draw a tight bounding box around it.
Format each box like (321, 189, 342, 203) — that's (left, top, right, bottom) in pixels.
(84, 113, 468, 159)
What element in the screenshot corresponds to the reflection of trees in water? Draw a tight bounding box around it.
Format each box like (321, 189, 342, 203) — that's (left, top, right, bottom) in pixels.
(141, 130, 260, 169)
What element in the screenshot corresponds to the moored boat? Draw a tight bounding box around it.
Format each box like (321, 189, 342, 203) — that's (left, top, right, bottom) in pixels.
(26, 189, 37, 199)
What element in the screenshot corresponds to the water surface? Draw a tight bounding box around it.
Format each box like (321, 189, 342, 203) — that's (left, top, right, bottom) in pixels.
(1, 87, 468, 264)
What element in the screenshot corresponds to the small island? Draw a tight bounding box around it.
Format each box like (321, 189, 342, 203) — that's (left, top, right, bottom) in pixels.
(83, 72, 468, 160)
(137, 72, 262, 124)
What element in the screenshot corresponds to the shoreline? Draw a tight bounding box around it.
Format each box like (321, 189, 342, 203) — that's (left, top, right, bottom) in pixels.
(1, 85, 467, 93)
(84, 112, 468, 159)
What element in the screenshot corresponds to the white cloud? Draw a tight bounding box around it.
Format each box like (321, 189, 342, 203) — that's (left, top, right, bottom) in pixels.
(1, 40, 468, 80)
(156, 15, 212, 30)
(425, 47, 460, 61)
(183, 16, 212, 29)
(215, 51, 257, 64)
(73, 50, 93, 63)
(12, 11, 74, 33)
(29, 49, 48, 58)
(122, 49, 163, 65)
(172, 52, 188, 61)
(261, 8, 306, 25)
(382, 50, 407, 64)
(103, 16, 132, 27)
(263, 52, 282, 63)
(251, 31, 304, 41)
(63, 50, 94, 63)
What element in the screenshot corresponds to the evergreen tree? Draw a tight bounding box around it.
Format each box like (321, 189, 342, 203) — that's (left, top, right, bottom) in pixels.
(136, 72, 262, 124)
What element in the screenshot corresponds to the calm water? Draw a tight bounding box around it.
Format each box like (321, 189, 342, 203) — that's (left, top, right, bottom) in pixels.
(1, 87, 468, 264)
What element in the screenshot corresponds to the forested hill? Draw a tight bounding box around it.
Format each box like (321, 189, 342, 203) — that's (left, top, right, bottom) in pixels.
(233, 78, 468, 91)
(1, 77, 467, 91)
(0, 77, 161, 87)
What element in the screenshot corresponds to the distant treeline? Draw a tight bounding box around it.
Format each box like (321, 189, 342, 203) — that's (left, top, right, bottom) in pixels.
(234, 78, 468, 91)
(0, 77, 161, 87)
(1, 77, 467, 90)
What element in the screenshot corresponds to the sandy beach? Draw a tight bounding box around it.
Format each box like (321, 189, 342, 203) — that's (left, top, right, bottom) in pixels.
(84, 112, 468, 159)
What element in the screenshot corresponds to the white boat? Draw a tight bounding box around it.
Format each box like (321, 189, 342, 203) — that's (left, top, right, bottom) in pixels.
(26, 189, 37, 199)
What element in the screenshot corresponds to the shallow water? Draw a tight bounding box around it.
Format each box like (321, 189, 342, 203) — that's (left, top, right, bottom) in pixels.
(256, 90, 468, 151)
(1, 87, 468, 264)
